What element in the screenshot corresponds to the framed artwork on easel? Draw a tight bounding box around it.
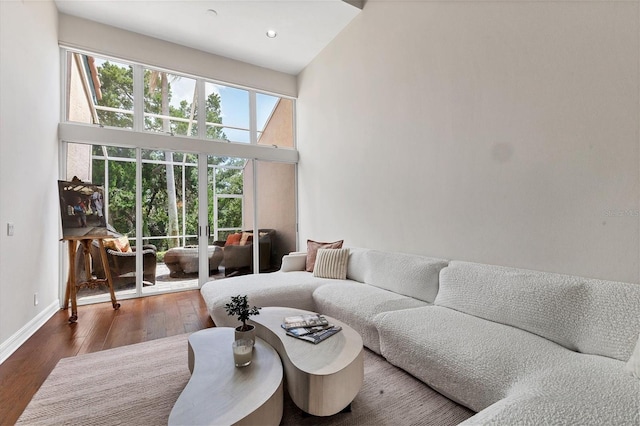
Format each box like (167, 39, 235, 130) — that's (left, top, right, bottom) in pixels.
(58, 179, 109, 239)
(58, 179, 121, 322)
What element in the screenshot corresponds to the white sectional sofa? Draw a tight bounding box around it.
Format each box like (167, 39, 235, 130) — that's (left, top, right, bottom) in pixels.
(200, 248, 640, 424)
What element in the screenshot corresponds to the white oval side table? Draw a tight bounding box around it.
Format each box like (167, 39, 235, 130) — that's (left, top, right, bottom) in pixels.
(169, 327, 283, 425)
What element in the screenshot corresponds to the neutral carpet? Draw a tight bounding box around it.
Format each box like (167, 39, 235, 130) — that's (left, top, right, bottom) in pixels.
(17, 333, 474, 425)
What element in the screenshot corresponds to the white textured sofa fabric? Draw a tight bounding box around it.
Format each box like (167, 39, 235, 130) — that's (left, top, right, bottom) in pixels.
(200, 248, 640, 424)
(376, 261, 640, 424)
(363, 250, 448, 303)
(375, 306, 564, 411)
(313, 282, 427, 353)
(200, 247, 447, 352)
(201, 271, 329, 327)
(311, 249, 447, 353)
(436, 261, 640, 361)
(460, 355, 640, 425)
(374, 306, 640, 424)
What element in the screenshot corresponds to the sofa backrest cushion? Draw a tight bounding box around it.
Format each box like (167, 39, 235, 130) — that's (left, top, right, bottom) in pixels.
(346, 247, 370, 283)
(362, 250, 449, 303)
(436, 261, 640, 361)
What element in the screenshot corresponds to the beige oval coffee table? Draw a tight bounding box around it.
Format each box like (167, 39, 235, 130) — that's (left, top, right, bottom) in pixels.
(169, 327, 283, 426)
(250, 307, 364, 417)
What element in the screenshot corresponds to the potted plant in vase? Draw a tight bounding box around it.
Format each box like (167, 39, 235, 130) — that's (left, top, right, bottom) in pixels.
(225, 294, 261, 343)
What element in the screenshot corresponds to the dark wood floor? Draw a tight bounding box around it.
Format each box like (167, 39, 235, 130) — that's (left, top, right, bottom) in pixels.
(0, 290, 214, 425)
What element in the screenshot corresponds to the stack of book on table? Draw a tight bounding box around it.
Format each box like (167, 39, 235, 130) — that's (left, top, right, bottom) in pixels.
(281, 313, 342, 344)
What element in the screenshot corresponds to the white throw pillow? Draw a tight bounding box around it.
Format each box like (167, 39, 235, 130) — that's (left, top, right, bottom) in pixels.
(313, 248, 350, 279)
(625, 334, 640, 379)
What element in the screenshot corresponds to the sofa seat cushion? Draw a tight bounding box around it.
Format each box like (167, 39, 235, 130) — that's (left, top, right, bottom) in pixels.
(201, 271, 331, 327)
(312, 282, 428, 354)
(374, 306, 583, 412)
(461, 355, 640, 425)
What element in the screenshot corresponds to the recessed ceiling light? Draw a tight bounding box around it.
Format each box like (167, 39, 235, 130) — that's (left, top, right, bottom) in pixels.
(266, 30, 277, 38)
(207, 9, 218, 17)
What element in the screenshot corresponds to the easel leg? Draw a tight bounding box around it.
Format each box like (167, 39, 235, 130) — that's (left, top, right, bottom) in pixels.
(98, 239, 120, 310)
(68, 241, 78, 323)
(82, 240, 92, 283)
(63, 240, 74, 310)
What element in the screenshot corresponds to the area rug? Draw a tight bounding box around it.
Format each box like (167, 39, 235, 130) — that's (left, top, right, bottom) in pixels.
(17, 333, 474, 425)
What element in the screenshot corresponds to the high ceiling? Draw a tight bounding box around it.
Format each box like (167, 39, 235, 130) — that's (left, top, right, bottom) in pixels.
(54, 0, 362, 75)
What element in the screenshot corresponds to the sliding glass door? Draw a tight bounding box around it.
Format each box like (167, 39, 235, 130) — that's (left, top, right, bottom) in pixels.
(65, 143, 210, 302)
(65, 142, 281, 303)
(208, 156, 253, 277)
(65, 143, 140, 302)
(141, 149, 203, 294)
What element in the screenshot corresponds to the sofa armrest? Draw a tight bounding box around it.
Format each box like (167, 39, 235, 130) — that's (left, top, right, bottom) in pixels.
(280, 252, 307, 272)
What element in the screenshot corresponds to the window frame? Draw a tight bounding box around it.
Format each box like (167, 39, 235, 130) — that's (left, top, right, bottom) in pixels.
(59, 46, 299, 305)
(61, 47, 298, 155)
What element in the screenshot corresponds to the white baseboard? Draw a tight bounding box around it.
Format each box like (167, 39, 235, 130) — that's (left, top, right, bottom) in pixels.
(0, 300, 60, 365)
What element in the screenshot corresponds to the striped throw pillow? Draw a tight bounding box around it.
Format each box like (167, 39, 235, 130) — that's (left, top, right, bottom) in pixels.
(313, 248, 350, 279)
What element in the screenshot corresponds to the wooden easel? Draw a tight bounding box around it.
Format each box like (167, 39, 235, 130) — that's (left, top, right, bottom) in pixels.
(63, 236, 120, 323)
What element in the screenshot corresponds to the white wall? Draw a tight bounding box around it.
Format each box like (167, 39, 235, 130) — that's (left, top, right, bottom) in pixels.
(0, 0, 61, 360)
(297, 1, 640, 283)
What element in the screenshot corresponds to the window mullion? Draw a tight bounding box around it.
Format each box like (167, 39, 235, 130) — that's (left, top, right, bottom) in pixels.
(133, 64, 144, 132)
(197, 79, 206, 139)
(135, 147, 143, 296)
(249, 91, 257, 145)
(213, 165, 219, 241)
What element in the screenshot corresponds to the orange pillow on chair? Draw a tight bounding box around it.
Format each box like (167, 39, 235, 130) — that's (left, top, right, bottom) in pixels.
(225, 233, 242, 246)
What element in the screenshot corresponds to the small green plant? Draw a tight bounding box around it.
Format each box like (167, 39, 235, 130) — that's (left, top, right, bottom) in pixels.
(224, 295, 261, 331)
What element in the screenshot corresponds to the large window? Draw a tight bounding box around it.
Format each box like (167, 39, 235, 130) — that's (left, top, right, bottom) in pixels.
(65, 49, 295, 148)
(62, 48, 298, 304)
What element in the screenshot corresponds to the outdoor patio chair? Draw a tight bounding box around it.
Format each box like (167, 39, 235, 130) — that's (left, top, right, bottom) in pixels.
(218, 229, 275, 276)
(90, 241, 157, 289)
